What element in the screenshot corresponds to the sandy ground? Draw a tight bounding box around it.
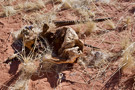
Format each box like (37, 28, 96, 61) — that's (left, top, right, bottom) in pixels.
(0, 0, 135, 90)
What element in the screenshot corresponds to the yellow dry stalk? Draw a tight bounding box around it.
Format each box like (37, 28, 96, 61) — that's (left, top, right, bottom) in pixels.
(124, 16, 132, 26)
(106, 20, 116, 29)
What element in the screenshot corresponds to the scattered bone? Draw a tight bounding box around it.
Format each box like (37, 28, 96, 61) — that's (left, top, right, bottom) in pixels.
(5, 24, 84, 65)
(58, 27, 83, 60)
(42, 26, 83, 64)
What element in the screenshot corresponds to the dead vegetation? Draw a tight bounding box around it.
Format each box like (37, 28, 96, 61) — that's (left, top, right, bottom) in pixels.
(0, 0, 135, 90)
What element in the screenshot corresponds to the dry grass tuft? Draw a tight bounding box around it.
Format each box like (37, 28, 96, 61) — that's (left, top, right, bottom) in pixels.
(36, 0, 45, 9)
(0, 0, 45, 17)
(9, 56, 39, 90)
(22, 11, 56, 26)
(84, 21, 96, 36)
(121, 52, 135, 74)
(3, 6, 16, 17)
(120, 36, 135, 74)
(23, 0, 45, 12)
(106, 20, 116, 29)
(10, 78, 29, 90)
